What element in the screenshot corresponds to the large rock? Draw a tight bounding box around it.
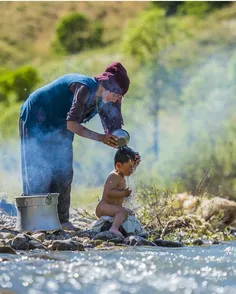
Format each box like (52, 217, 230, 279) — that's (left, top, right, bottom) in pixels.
(93, 231, 124, 244)
(0, 245, 17, 254)
(28, 240, 47, 250)
(49, 239, 85, 251)
(153, 238, 184, 247)
(77, 229, 98, 239)
(11, 234, 29, 250)
(32, 232, 46, 242)
(124, 236, 156, 246)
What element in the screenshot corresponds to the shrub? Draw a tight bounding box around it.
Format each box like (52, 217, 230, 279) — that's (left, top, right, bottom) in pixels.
(0, 65, 40, 104)
(54, 12, 104, 54)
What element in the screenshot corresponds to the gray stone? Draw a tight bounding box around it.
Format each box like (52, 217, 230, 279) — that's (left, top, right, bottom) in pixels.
(49, 239, 85, 251)
(124, 235, 156, 246)
(32, 232, 46, 242)
(212, 240, 221, 245)
(28, 240, 47, 250)
(93, 231, 124, 244)
(77, 229, 98, 239)
(192, 239, 204, 246)
(11, 234, 29, 250)
(154, 239, 184, 247)
(0, 245, 17, 254)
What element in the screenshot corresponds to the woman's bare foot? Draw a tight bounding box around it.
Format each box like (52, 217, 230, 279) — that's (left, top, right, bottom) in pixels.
(109, 227, 124, 238)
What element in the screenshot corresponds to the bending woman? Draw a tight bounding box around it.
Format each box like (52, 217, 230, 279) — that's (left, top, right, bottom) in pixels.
(19, 62, 130, 229)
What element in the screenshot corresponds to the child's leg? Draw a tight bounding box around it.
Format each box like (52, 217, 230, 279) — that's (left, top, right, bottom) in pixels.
(96, 203, 128, 237)
(109, 207, 128, 237)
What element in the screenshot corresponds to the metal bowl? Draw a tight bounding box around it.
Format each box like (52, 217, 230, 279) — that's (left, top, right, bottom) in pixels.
(111, 129, 130, 147)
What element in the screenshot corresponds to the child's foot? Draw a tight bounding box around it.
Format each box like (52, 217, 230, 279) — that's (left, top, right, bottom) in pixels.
(109, 227, 124, 238)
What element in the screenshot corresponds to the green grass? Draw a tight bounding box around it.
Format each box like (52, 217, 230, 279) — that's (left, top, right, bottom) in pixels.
(71, 186, 103, 210)
(0, 1, 148, 68)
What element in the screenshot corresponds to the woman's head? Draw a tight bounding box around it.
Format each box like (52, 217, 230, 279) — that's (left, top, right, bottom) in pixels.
(95, 62, 130, 103)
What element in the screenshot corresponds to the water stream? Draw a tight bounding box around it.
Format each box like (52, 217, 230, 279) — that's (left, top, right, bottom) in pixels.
(1, 242, 236, 294)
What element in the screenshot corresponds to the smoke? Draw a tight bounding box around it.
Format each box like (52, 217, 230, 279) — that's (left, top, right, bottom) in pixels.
(0, 49, 236, 202)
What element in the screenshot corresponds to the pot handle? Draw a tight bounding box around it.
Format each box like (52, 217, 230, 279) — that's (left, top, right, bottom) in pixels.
(45, 193, 52, 205)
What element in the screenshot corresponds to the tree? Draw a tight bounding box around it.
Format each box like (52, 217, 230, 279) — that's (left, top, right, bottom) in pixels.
(122, 8, 186, 158)
(54, 12, 104, 54)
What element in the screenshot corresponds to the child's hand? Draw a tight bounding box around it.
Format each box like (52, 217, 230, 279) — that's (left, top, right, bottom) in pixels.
(126, 208, 135, 215)
(124, 188, 132, 197)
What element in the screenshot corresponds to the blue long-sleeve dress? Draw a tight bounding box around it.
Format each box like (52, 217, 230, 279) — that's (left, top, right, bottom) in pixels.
(19, 73, 123, 223)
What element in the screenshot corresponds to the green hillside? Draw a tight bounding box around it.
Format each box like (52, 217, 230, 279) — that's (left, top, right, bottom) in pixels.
(1, 1, 236, 205)
(0, 1, 148, 67)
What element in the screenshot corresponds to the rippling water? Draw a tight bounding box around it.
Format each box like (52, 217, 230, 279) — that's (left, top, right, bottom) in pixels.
(1, 242, 236, 294)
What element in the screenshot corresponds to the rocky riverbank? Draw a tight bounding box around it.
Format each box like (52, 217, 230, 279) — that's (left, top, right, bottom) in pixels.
(0, 208, 184, 255)
(1, 206, 236, 256)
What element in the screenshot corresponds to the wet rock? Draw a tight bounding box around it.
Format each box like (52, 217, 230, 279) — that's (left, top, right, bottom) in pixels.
(212, 240, 221, 245)
(95, 242, 128, 251)
(49, 239, 85, 251)
(124, 236, 156, 246)
(30, 254, 66, 261)
(192, 239, 204, 246)
(77, 229, 98, 239)
(0, 257, 10, 262)
(93, 231, 124, 244)
(90, 239, 104, 247)
(70, 236, 88, 244)
(32, 232, 45, 242)
(153, 239, 184, 247)
(28, 240, 47, 250)
(11, 234, 29, 250)
(0, 245, 17, 254)
(45, 230, 73, 240)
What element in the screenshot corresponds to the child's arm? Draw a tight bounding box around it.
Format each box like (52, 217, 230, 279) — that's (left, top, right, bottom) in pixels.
(104, 173, 131, 199)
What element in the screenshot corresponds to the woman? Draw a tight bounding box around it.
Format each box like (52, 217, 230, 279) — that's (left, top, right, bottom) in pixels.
(19, 62, 130, 230)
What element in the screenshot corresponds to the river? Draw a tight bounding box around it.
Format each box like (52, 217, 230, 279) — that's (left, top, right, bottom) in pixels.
(1, 242, 236, 294)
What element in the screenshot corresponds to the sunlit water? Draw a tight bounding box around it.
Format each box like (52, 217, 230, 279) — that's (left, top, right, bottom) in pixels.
(1, 242, 236, 294)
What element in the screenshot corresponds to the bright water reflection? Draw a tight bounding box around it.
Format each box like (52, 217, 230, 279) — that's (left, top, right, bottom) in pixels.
(1, 242, 236, 294)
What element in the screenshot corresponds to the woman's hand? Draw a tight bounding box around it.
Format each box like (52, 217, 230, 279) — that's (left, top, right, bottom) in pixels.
(101, 134, 118, 148)
(134, 152, 141, 167)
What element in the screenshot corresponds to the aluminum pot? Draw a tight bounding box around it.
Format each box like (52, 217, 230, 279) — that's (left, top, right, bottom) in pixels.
(15, 193, 61, 231)
(111, 129, 130, 148)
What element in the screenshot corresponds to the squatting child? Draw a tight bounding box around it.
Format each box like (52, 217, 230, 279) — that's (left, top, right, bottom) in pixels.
(95, 146, 140, 237)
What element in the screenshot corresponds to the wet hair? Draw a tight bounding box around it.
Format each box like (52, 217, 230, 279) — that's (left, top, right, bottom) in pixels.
(100, 76, 123, 95)
(114, 146, 136, 165)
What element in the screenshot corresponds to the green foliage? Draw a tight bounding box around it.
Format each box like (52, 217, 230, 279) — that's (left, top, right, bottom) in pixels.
(54, 12, 104, 54)
(0, 102, 22, 138)
(0, 65, 40, 104)
(12, 66, 41, 102)
(177, 1, 212, 17)
(152, 1, 232, 17)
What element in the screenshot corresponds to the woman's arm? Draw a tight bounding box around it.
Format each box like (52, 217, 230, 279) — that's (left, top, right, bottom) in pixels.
(66, 83, 118, 147)
(67, 121, 102, 141)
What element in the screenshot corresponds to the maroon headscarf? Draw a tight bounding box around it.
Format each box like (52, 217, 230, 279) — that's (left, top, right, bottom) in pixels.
(95, 62, 130, 96)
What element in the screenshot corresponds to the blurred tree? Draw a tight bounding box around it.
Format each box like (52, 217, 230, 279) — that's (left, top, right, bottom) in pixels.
(13, 66, 40, 102)
(54, 12, 104, 54)
(122, 8, 186, 158)
(0, 66, 40, 104)
(152, 1, 231, 17)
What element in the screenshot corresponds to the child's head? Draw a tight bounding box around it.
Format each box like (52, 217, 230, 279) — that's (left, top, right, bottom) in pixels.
(114, 146, 136, 176)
